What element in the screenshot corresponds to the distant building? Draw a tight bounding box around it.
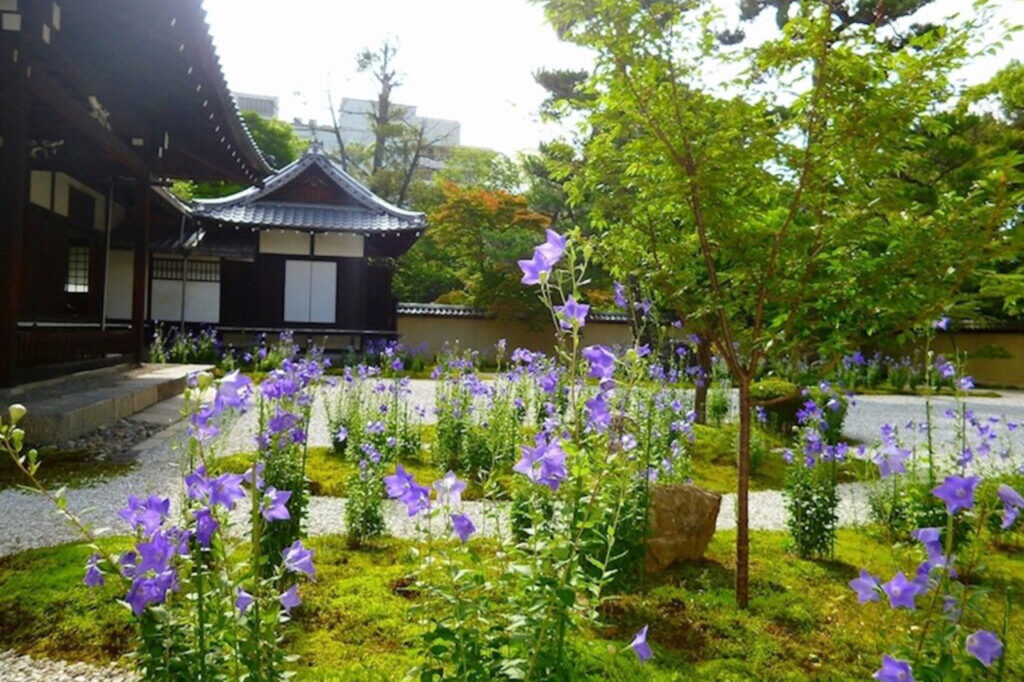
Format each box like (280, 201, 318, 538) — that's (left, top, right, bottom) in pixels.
(115, 144, 426, 350)
(233, 92, 279, 119)
(293, 97, 460, 159)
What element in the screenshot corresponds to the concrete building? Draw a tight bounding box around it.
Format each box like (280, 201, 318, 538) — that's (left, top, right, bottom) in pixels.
(293, 97, 460, 159)
(233, 92, 279, 119)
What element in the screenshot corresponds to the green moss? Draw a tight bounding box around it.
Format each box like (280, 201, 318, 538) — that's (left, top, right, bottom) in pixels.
(0, 529, 1021, 680)
(0, 538, 134, 664)
(213, 446, 486, 500)
(687, 424, 789, 494)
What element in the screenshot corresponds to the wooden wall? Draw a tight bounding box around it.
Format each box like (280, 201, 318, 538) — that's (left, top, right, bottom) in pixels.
(218, 254, 391, 332)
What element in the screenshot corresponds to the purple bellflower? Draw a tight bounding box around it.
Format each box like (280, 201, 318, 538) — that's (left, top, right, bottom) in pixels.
(630, 625, 653, 662)
(997, 484, 1024, 529)
(536, 229, 566, 266)
(965, 630, 1003, 667)
(451, 513, 476, 543)
(192, 507, 219, 548)
(848, 569, 880, 603)
(282, 540, 315, 578)
(882, 572, 920, 610)
(261, 487, 292, 522)
(554, 295, 589, 330)
(236, 587, 253, 613)
(513, 438, 567, 491)
(874, 655, 914, 682)
(385, 464, 432, 516)
(209, 473, 247, 510)
(433, 471, 467, 507)
(931, 475, 981, 514)
(84, 554, 105, 587)
(518, 250, 550, 286)
(279, 585, 301, 614)
(582, 345, 616, 381)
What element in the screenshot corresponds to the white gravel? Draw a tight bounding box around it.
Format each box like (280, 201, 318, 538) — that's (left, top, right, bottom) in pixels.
(0, 649, 136, 682)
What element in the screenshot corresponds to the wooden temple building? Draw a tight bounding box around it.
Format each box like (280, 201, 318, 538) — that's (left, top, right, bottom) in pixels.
(0, 0, 271, 387)
(109, 143, 426, 351)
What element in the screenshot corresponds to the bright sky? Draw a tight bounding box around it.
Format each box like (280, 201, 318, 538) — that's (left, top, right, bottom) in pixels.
(204, 0, 1023, 157)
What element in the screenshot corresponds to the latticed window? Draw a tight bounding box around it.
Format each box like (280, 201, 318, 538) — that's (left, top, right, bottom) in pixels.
(188, 260, 220, 282)
(65, 245, 89, 293)
(152, 258, 220, 282)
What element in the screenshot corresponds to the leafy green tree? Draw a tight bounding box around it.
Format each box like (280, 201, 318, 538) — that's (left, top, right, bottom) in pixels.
(241, 111, 303, 168)
(953, 61, 1024, 319)
(169, 113, 304, 201)
(538, 0, 1022, 606)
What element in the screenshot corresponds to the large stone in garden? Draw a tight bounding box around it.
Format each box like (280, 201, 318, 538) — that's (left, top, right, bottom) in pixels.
(645, 483, 721, 573)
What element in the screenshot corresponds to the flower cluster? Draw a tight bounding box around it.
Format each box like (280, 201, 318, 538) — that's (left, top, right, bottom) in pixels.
(853, 474, 1018, 679)
(384, 465, 476, 543)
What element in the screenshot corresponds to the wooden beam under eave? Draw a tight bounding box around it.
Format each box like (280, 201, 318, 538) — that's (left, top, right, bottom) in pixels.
(26, 66, 152, 180)
(0, 42, 30, 387)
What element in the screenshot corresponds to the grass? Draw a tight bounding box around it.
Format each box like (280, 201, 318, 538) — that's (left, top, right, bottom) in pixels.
(0, 449, 137, 491)
(2, 528, 1020, 679)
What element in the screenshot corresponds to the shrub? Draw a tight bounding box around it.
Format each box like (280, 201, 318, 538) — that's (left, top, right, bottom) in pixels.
(751, 378, 800, 435)
(784, 462, 838, 559)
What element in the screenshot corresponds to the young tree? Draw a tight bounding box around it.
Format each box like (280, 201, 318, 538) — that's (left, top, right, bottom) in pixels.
(321, 41, 456, 206)
(538, 0, 1021, 607)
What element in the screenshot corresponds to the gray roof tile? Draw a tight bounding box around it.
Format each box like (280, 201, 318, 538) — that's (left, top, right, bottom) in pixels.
(193, 143, 425, 233)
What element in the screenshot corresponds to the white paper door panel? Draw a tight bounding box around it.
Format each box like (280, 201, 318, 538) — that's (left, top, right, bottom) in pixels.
(310, 261, 337, 323)
(284, 260, 312, 322)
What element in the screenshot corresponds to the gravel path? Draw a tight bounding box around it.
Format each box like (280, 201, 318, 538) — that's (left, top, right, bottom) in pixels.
(0, 649, 137, 682)
(843, 390, 1024, 445)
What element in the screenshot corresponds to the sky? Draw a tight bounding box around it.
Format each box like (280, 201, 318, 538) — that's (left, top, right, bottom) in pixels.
(204, 0, 1023, 157)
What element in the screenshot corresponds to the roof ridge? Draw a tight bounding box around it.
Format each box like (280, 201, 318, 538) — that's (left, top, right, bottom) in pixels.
(193, 144, 425, 226)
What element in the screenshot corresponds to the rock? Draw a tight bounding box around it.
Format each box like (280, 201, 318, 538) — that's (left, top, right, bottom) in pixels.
(645, 483, 721, 573)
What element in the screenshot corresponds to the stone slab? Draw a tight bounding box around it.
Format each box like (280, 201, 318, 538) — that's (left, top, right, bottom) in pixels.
(11, 364, 211, 445)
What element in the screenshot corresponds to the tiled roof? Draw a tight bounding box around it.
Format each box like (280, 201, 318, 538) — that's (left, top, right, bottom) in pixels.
(590, 310, 630, 323)
(397, 303, 485, 318)
(195, 202, 419, 232)
(193, 143, 425, 233)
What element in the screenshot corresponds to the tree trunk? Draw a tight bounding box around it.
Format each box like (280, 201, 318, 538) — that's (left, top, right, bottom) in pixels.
(736, 375, 751, 608)
(372, 89, 391, 175)
(693, 335, 712, 424)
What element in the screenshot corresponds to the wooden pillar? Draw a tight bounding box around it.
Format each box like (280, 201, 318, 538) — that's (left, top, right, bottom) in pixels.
(0, 27, 30, 387)
(131, 182, 150, 362)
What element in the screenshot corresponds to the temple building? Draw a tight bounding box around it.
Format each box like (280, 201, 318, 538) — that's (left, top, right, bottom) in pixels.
(0, 0, 271, 387)
(108, 143, 426, 350)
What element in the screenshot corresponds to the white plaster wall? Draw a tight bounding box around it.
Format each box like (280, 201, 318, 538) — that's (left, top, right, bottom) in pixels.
(29, 171, 52, 209)
(52, 173, 106, 231)
(314, 232, 363, 258)
(106, 249, 135, 320)
(260, 231, 310, 255)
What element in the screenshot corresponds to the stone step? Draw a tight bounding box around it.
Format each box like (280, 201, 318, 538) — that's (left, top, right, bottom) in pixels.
(13, 364, 211, 444)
